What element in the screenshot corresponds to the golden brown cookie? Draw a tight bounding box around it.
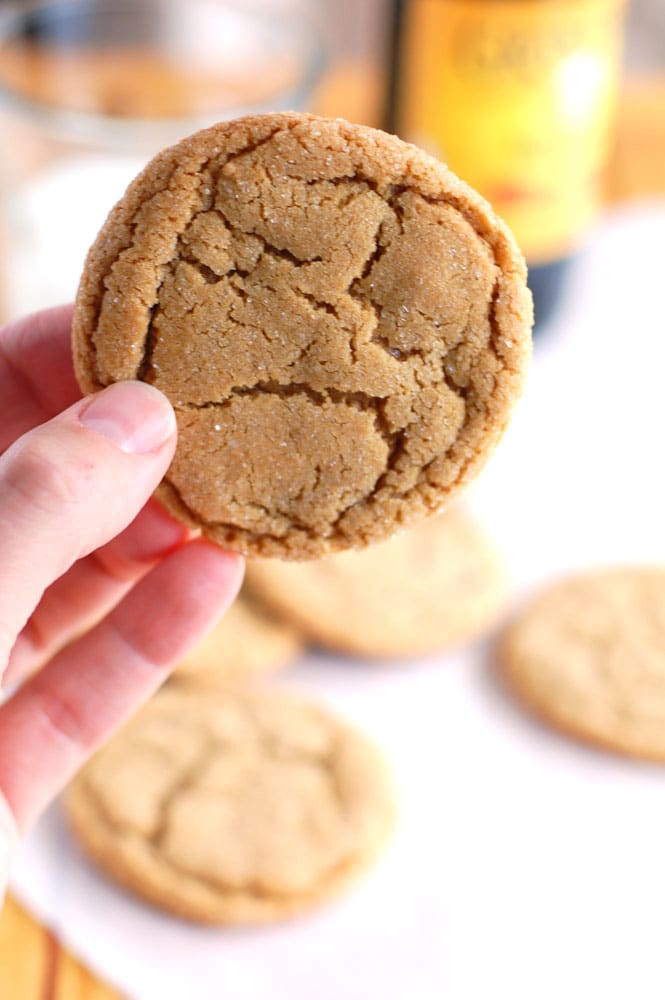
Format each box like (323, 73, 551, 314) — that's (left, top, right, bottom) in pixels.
(66, 686, 394, 924)
(498, 567, 665, 760)
(172, 590, 303, 687)
(73, 112, 532, 559)
(246, 508, 506, 658)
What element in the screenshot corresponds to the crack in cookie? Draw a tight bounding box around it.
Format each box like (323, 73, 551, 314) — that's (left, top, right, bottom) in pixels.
(66, 687, 394, 924)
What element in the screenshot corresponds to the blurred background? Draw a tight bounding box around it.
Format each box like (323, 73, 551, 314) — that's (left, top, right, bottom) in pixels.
(0, 2, 664, 999)
(0, 0, 662, 330)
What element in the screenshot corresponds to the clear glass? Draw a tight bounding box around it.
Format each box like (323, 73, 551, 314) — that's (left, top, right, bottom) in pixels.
(0, 0, 325, 319)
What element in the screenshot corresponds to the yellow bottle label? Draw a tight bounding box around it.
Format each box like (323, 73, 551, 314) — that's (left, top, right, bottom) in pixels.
(400, 0, 625, 263)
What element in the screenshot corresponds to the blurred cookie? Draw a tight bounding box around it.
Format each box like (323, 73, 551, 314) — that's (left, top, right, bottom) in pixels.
(246, 508, 506, 658)
(173, 591, 303, 687)
(66, 686, 394, 924)
(73, 111, 531, 559)
(498, 567, 665, 760)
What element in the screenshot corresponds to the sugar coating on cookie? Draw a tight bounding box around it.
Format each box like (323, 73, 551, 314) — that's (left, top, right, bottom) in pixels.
(73, 112, 532, 559)
(499, 567, 665, 761)
(247, 507, 506, 657)
(173, 590, 303, 686)
(66, 687, 394, 924)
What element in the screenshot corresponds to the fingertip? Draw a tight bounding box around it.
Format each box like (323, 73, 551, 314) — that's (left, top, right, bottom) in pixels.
(178, 537, 246, 606)
(100, 538, 245, 670)
(139, 497, 196, 547)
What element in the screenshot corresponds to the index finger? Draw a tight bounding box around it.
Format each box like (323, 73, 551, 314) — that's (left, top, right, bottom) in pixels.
(0, 539, 244, 831)
(0, 304, 80, 455)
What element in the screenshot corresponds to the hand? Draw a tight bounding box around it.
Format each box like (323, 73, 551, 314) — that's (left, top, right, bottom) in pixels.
(0, 305, 244, 903)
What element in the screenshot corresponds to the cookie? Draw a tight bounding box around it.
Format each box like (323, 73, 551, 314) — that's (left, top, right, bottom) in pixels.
(172, 590, 303, 687)
(66, 686, 394, 924)
(498, 567, 665, 760)
(72, 112, 532, 560)
(246, 507, 506, 658)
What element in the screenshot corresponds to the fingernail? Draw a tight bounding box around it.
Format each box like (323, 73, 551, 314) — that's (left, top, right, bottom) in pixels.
(79, 382, 176, 455)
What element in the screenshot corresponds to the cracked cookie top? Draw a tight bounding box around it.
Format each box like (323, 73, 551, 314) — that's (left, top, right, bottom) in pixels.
(73, 112, 532, 559)
(66, 686, 395, 924)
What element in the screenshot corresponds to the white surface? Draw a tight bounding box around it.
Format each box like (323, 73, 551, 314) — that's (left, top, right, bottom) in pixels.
(11, 204, 665, 1000)
(4, 156, 145, 320)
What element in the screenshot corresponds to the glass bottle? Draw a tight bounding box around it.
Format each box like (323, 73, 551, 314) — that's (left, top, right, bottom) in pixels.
(385, 0, 626, 332)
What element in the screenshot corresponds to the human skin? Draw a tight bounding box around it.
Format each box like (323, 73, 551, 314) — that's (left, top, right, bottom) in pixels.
(0, 305, 244, 904)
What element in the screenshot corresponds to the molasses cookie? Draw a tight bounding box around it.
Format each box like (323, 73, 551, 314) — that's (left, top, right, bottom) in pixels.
(498, 567, 665, 760)
(247, 507, 506, 658)
(66, 686, 394, 923)
(73, 113, 531, 558)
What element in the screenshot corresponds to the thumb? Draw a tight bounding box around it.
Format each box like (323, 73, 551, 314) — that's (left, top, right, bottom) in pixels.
(0, 381, 177, 669)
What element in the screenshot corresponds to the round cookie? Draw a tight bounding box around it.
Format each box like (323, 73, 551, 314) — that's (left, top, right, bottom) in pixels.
(498, 567, 665, 760)
(173, 590, 303, 688)
(73, 112, 532, 559)
(246, 508, 506, 658)
(66, 686, 394, 924)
